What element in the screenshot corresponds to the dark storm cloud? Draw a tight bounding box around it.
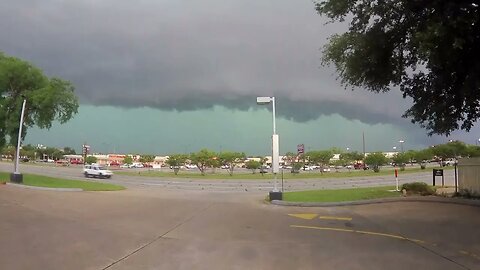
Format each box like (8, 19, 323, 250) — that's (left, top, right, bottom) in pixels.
(0, 0, 412, 125)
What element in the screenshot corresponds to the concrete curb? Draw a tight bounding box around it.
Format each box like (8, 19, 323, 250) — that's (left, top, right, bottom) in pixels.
(271, 196, 480, 207)
(6, 182, 83, 192)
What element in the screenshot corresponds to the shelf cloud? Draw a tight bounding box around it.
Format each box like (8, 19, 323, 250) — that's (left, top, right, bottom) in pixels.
(1, 0, 412, 126)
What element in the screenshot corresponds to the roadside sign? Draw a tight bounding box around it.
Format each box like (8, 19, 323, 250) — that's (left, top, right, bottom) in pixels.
(82, 144, 90, 155)
(432, 169, 444, 186)
(297, 144, 304, 155)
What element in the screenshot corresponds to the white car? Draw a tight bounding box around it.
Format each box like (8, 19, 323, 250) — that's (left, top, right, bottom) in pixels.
(83, 164, 113, 179)
(185, 164, 197, 169)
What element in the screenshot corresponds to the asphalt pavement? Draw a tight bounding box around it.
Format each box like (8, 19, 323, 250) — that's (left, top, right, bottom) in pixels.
(0, 185, 479, 270)
(0, 162, 457, 192)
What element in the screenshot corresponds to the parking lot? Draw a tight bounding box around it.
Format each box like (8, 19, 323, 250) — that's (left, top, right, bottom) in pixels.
(1, 179, 479, 270)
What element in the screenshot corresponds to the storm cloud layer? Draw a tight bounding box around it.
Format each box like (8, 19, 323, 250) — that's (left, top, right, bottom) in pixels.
(1, 0, 412, 125)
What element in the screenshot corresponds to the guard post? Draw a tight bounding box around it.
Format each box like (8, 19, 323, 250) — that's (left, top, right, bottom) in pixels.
(432, 169, 444, 187)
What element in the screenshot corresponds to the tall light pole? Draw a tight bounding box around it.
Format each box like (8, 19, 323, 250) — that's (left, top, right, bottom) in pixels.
(11, 99, 27, 183)
(256, 96, 281, 200)
(399, 140, 405, 153)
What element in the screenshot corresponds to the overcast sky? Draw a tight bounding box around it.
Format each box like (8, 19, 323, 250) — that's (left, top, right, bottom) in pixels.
(1, 0, 478, 154)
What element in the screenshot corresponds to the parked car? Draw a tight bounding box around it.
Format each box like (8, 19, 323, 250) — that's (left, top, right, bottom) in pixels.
(56, 159, 69, 166)
(185, 164, 197, 169)
(354, 163, 369, 170)
(109, 161, 120, 166)
(120, 163, 131, 168)
(70, 159, 84, 165)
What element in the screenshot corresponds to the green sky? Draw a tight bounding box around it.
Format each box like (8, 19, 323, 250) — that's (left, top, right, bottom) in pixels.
(24, 105, 423, 156)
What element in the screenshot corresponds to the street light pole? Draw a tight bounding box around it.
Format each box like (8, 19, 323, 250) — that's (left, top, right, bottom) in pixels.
(399, 140, 405, 153)
(257, 96, 281, 199)
(272, 97, 276, 135)
(11, 99, 27, 183)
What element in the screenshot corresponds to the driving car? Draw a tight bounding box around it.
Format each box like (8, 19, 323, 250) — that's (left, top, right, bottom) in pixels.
(83, 164, 113, 179)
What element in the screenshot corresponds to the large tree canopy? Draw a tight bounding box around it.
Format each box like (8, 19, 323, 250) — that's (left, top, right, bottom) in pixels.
(316, 0, 480, 135)
(0, 52, 79, 148)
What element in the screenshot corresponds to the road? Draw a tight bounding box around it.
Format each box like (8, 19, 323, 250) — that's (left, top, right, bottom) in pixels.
(0, 162, 457, 192)
(0, 184, 479, 270)
(0, 162, 477, 269)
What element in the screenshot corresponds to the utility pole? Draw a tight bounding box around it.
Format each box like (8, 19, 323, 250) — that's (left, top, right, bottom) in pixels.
(362, 132, 366, 157)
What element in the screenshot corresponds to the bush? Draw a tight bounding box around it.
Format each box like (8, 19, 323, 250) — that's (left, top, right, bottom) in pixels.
(458, 189, 480, 199)
(401, 182, 435, 196)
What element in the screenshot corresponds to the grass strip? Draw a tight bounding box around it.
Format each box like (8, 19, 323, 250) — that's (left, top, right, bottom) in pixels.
(282, 186, 400, 202)
(116, 166, 452, 180)
(0, 172, 124, 191)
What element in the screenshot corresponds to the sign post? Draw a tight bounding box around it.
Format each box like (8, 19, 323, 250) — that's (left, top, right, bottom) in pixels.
(82, 144, 90, 164)
(395, 168, 399, 191)
(432, 169, 444, 187)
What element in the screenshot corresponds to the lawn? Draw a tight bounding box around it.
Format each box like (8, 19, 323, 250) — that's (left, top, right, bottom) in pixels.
(116, 166, 451, 180)
(282, 186, 401, 202)
(0, 172, 124, 191)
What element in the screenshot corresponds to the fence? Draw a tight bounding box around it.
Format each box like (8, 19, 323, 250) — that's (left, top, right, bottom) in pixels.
(458, 157, 480, 196)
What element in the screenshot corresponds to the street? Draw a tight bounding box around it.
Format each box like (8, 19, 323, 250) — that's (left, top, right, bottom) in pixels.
(0, 165, 479, 269)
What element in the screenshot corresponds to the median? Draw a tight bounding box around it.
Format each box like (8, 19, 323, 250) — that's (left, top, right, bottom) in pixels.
(0, 172, 124, 191)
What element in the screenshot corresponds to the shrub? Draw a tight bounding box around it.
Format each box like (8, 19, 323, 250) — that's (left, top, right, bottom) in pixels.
(458, 189, 480, 199)
(401, 182, 435, 196)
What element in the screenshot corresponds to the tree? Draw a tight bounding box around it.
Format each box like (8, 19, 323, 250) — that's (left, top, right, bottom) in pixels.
(208, 157, 221, 174)
(218, 151, 246, 176)
(85, 156, 97, 164)
(245, 160, 261, 174)
(316, 1, 480, 135)
(63, 147, 76, 155)
(36, 146, 63, 161)
(123, 156, 133, 165)
(364, 152, 389, 172)
(291, 162, 304, 174)
(165, 154, 187, 175)
(1, 145, 15, 160)
(339, 151, 364, 166)
(306, 150, 334, 173)
(466, 145, 480, 157)
(0, 52, 79, 151)
(282, 152, 298, 166)
(413, 148, 434, 169)
(139, 154, 155, 163)
(190, 149, 216, 176)
(283, 152, 303, 173)
(431, 141, 468, 164)
(391, 152, 409, 170)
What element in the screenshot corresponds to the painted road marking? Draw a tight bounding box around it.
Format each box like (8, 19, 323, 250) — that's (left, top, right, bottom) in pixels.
(288, 214, 318, 220)
(460, 250, 480, 260)
(319, 216, 352, 221)
(290, 225, 424, 244)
